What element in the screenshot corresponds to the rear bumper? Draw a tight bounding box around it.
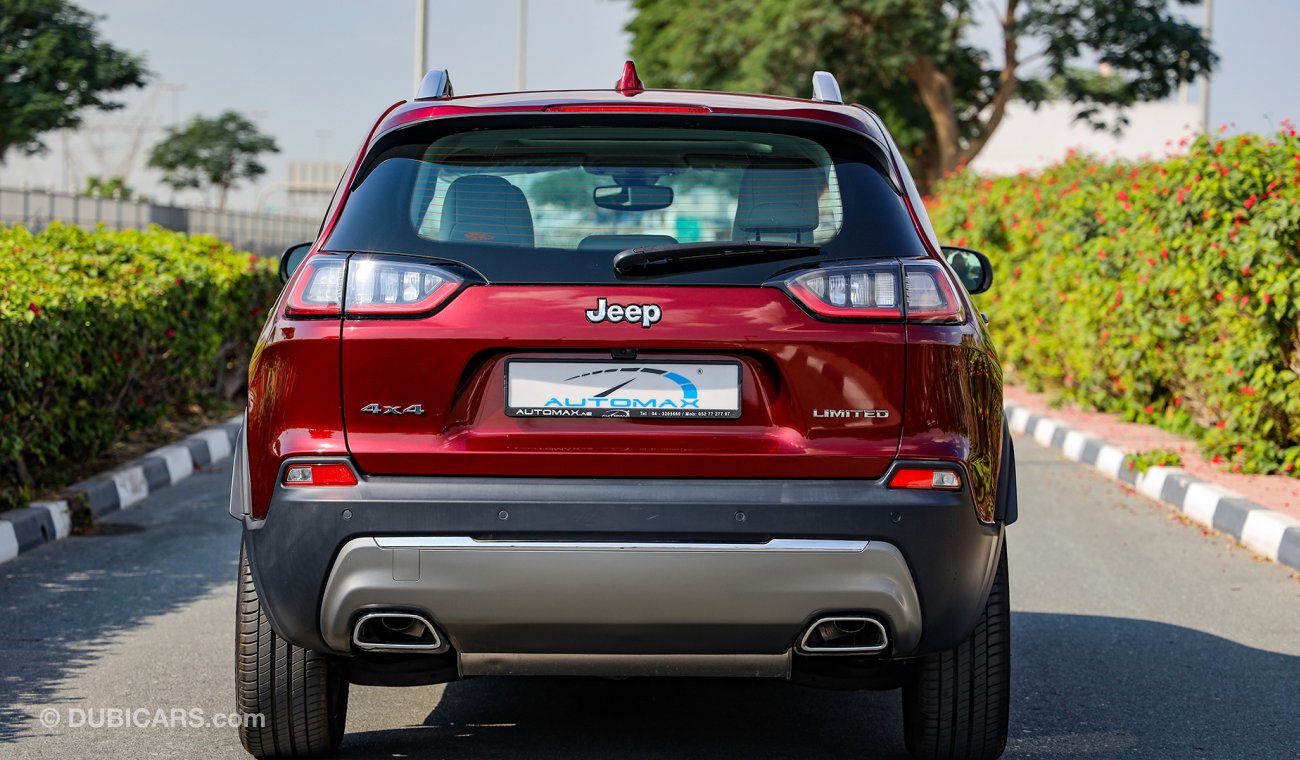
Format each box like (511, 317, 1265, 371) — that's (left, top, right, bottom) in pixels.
(320, 536, 921, 656)
(243, 467, 1002, 659)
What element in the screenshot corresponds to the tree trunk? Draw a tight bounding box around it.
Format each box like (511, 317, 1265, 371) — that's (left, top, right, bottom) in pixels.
(218, 184, 229, 212)
(905, 56, 962, 191)
(907, 0, 1021, 194)
(958, 0, 1021, 170)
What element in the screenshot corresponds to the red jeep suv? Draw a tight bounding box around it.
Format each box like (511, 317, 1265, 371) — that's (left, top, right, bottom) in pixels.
(230, 63, 1016, 759)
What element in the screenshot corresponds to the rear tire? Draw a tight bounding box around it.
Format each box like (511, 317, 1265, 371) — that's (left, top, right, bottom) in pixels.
(237, 542, 349, 758)
(902, 541, 1010, 760)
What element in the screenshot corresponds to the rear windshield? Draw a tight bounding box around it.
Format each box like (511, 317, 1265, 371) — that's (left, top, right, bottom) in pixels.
(326, 119, 927, 284)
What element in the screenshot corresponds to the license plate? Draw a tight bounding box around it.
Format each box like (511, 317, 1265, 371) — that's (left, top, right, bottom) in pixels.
(505, 360, 742, 419)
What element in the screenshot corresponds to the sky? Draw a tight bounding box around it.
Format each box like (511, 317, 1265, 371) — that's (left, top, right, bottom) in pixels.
(2, 0, 1297, 212)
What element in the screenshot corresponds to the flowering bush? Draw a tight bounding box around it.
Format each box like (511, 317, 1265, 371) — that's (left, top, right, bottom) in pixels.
(0, 224, 279, 509)
(927, 128, 1300, 475)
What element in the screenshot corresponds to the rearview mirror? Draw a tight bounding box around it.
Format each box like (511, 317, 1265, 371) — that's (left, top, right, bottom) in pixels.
(940, 245, 994, 295)
(279, 241, 313, 284)
(593, 185, 674, 211)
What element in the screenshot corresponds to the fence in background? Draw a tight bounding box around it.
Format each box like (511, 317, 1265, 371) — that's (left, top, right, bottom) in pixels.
(0, 187, 319, 257)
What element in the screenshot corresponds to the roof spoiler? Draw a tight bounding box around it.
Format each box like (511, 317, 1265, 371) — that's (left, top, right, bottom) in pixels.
(811, 71, 842, 104)
(415, 69, 454, 100)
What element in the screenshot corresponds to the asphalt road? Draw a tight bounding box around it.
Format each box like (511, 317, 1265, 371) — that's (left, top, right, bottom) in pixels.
(1, 436, 1298, 759)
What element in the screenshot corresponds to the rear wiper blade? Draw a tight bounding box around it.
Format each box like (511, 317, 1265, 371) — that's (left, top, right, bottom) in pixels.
(613, 241, 821, 276)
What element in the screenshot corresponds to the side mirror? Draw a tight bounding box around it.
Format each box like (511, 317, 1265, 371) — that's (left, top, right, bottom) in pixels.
(940, 245, 994, 295)
(593, 184, 674, 211)
(279, 242, 313, 284)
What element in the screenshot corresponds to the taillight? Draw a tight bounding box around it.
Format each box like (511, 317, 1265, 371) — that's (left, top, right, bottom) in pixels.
(889, 467, 962, 490)
(345, 255, 464, 317)
(903, 260, 965, 324)
(773, 259, 966, 324)
(780, 262, 902, 320)
(285, 257, 346, 317)
(283, 463, 358, 487)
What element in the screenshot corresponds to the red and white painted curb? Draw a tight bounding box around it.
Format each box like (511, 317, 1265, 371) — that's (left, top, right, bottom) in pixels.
(0, 415, 244, 566)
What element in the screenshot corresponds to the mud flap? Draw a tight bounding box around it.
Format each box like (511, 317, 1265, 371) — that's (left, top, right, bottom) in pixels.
(995, 419, 1018, 524)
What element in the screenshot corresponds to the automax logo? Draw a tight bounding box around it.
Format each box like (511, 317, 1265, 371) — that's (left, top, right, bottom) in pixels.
(505, 361, 742, 419)
(547, 367, 699, 411)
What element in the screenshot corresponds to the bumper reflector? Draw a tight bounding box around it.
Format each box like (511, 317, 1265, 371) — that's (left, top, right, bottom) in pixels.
(889, 467, 961, 491)
(283, 463, 358, 487)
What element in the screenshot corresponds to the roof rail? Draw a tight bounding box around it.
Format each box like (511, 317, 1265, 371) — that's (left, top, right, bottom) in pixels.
(415, 69, 454, 100)
(811, 71, 842, 104)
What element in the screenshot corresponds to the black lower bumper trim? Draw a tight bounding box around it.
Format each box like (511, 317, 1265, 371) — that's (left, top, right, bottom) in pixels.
(243, 472, 1001, 657)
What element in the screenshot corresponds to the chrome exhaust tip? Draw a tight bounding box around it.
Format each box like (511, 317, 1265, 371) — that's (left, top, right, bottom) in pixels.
(797, 615, 888, 655)
(352, 612, 444, 653)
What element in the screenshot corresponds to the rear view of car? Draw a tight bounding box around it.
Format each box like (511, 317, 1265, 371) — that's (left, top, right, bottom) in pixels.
(231, 63, 1015, 759)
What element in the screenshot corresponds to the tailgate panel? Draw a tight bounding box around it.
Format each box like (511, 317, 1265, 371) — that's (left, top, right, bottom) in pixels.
(341, 286, 905, 479)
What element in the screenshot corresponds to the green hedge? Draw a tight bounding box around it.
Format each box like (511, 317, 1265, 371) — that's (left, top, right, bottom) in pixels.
(0, 224, 279, 509)
(927, 129, 1300, 475)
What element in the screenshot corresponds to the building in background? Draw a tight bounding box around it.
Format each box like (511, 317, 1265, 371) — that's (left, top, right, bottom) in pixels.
(286, 161, 347, 216)
(968, 101, 1202, 176)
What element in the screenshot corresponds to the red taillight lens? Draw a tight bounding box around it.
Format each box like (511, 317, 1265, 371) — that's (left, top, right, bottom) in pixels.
(889, 467, 962, 490)
(774, 259, 967, 324)
(903, 261, 965, 324)
(780, 262, 903, 320)
(345, 255, 464, 317)
(283, 463, 358, 487)
(285, 257, 345, 317)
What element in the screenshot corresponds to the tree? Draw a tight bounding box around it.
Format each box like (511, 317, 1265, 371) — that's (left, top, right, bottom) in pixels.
(82, 174, 134, 200)
(0, 0, 148, 162)
(627, 0, 1216, 189)
(148, 111, 279, 210)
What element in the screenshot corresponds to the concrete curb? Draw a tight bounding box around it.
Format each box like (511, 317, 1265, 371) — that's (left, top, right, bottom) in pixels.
(0, 414, 244, 566)
(1006, 402, 1300, 575)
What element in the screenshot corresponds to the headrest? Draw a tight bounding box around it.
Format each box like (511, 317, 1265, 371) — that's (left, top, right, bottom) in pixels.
(577, 234, 679, 251)
(733, 159, 824, 238)
(440, 175, 534, 247)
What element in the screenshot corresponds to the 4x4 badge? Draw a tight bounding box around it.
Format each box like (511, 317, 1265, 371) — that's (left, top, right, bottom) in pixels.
(360, 404, 425, 416)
